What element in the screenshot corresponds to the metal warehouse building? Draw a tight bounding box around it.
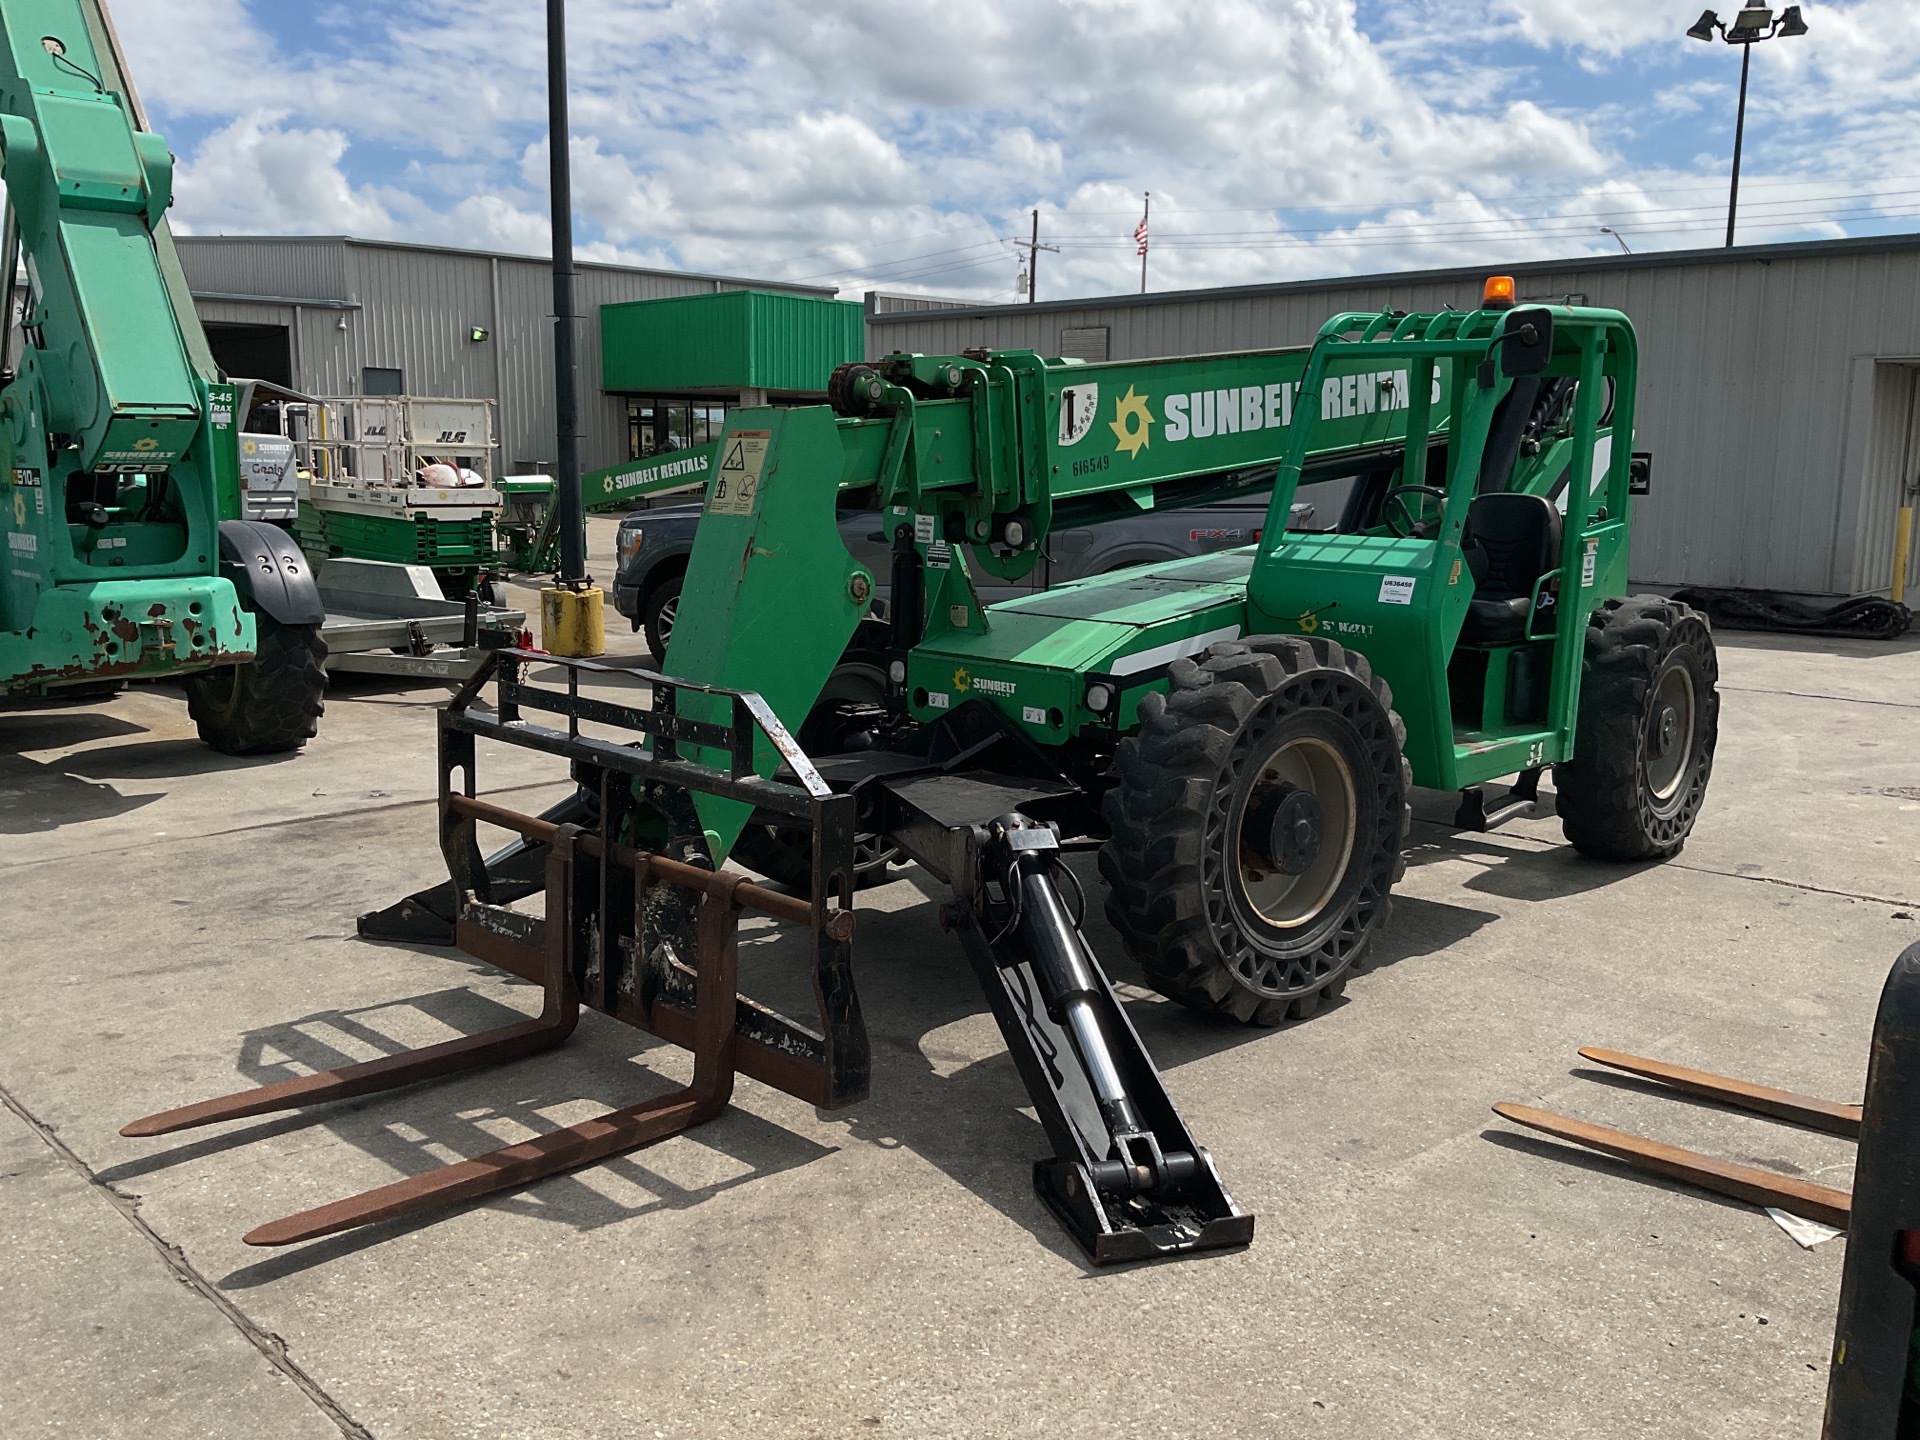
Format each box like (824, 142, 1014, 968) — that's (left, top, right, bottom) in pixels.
(174, 235, 843, 478)
(868, 234, 1920, 598)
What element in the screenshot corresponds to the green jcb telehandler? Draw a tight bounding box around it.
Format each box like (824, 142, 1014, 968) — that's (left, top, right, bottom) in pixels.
(135, 277, 1718, 1264)
(0, 0, 327, 753)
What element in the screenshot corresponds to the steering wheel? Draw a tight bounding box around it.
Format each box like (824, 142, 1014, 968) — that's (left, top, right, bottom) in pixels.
(1380, 484, 1449, 539)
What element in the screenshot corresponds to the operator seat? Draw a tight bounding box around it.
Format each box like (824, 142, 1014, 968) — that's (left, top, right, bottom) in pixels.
(1459, 492, 1561, 645)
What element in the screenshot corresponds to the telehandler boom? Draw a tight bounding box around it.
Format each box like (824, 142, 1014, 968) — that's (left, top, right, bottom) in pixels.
(0, 0, 326, 752)
(137, 283, 1719, 1263)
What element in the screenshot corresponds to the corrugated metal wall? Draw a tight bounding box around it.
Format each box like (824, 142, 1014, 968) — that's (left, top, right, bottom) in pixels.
(868, 238, 1920, 594)
(179, 238, 832, 475)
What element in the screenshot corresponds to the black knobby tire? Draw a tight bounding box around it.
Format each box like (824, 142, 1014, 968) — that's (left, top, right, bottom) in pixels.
(1555, 595, 1718, 861)
(643, 574, 682, 660)
(1099, 636, 1411, 1026)
(184, 615, 328, 756)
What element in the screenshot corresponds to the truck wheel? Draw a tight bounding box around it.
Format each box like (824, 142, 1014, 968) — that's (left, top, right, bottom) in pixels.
(184, 615, 328, 756)
(1099, 636, 1410, 1026)
(643, 575, 682, 659)
(1555, 595, 1718, 861)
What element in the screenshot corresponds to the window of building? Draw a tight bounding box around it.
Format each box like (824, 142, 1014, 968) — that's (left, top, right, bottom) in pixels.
(363, 366, 404, 396)
(626, 398, 728, 458)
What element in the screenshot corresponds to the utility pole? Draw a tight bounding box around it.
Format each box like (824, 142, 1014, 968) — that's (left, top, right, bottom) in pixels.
(541, 0, 602, 655)
(1013, 209, 1058, 304)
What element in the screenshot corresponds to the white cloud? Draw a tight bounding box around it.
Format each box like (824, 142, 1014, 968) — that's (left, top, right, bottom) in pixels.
(108, 0, 1920, 302)
(169, 116, 406, 238)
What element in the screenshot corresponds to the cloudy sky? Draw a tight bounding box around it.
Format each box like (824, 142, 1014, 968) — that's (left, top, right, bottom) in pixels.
(113, 0, 1920, 302)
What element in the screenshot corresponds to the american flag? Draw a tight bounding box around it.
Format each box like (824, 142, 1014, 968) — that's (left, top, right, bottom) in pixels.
(1133, 210, 1149, 257)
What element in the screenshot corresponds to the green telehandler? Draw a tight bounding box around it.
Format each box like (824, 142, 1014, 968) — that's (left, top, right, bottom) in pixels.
(136, 278, 1719, 1264)
(0, 0, 327, 753)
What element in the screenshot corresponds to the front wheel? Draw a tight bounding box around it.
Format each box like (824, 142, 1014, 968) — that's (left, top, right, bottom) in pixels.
(183, 614, 328, 756)
(1099, 636, 1410, 1026)
(1555, 595, 1718, 860)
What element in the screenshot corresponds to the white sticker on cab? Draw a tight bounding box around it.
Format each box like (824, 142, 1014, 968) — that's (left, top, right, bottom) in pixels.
(927, 691, 950, 710)
(1378, 575, 1415, 605)
(1022, 705, 1046, 725)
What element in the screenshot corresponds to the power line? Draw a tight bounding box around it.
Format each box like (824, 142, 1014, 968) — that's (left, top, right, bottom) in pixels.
(1046, 171, 1920, 218)
(1042, 199, 1920, 251)
(1039, 185, 1920, 245)
(786, 237, 1011, 283)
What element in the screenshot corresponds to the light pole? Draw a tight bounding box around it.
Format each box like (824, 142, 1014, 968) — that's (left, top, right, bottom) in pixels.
(1688, 6, 1809, 248)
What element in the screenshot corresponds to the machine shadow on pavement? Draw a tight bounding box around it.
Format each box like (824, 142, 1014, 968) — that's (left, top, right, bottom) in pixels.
(109, 979, 837, 1286)
(710, 858, 1500, 1266)
(1400, 795, 1657, 905)
(0, 707, 167, 831)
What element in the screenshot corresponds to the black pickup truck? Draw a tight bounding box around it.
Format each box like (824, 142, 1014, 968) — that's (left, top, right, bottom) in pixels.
(612, 486, 1345, 658)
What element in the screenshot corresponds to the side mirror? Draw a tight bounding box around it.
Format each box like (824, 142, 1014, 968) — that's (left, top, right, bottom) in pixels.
(1499, 307, 1555, 377)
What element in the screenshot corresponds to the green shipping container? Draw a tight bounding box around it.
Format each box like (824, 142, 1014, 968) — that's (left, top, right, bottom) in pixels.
(600, 290, 863, 394)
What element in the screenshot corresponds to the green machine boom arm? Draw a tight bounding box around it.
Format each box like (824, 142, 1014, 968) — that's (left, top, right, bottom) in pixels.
(665, 295, 1638, 860)
(0, 0, 255, 690)
(668, 335, 1473, 854)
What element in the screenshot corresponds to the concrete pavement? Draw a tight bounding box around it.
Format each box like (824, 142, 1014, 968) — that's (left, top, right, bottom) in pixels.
(1, 625, 1915, 1438)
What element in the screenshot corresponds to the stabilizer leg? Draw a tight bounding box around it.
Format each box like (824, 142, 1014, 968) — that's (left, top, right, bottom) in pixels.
(952, 814, 1253, 1264)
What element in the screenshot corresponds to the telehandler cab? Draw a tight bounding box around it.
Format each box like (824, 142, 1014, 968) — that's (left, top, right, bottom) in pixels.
(136, 282, 1719, 1264)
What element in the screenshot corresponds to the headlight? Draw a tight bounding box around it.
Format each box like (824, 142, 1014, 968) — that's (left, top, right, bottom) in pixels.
(617, 528, 644, 562)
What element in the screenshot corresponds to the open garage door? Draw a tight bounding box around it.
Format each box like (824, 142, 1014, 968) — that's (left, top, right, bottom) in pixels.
(205, 322, 293, 389)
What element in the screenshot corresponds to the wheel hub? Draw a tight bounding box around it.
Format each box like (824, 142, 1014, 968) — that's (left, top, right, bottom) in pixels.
(1245, 784, 1325, 876)
(1645, 663, 1698, 806)
(1233, 734, 1359, 931)
(1652, 704, 1679, 758)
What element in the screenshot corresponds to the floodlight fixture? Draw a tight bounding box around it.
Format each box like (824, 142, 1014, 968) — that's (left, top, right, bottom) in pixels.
(1687, 2, 1808, 246)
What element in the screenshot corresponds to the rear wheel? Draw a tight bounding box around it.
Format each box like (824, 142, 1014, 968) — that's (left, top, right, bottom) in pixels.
(1555, 595, 1718, 860)
(184, 614, 328, 756)
(1100, 636, 1410, 1026)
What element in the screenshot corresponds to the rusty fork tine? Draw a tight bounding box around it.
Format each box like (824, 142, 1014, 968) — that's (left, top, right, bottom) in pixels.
(1493, 1102, 1853, 1229)
(243, 1090, 705, 1245)
(243, 879, 744, 1248)
(1578, 1046, 1863, 1140)
(120, 1012, 577, 1139)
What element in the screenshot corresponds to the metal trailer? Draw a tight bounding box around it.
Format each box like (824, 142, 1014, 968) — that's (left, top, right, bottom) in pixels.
(313, 557, 525, 682)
